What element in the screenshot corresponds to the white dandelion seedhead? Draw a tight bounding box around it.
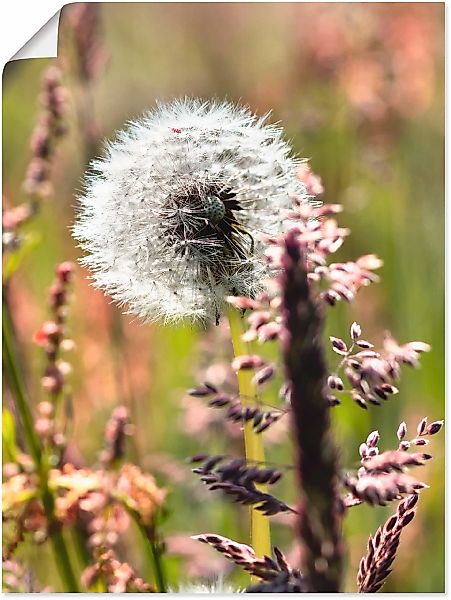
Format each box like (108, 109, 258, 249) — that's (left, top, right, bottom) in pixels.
(169, 578, 241, 594)
(73, 98, 309, 324)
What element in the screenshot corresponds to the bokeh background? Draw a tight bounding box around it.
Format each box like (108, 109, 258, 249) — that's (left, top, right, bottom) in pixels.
(3, 2, 444, 592)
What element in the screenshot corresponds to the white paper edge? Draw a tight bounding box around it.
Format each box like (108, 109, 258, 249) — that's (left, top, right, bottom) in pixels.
(10, 10, 61, 61)
(1, 0, 66, 67)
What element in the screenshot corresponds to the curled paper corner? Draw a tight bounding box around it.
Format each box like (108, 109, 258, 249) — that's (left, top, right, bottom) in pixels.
(11, 10, 61, 61)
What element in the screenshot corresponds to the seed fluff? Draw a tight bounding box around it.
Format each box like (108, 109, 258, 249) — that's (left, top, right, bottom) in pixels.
(73, 98, 309, 324)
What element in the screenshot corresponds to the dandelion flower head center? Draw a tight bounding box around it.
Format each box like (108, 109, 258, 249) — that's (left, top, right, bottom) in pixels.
(159, 180, 253, 285)
(203, 195, 226, 224)
(73, 98, 309, 323)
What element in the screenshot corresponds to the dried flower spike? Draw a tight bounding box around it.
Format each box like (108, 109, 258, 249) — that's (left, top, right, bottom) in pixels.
(74, 99, 308, 323)
(357, 494, 419, 592)
(192, 533, 304, 587)
(24, 66, 67, 199)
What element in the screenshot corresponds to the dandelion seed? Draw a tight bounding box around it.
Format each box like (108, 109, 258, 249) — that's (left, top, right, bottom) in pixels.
(73, 98, 308, 323)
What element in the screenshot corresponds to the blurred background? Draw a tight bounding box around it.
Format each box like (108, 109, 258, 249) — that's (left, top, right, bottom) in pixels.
(3, 2, 444, 592)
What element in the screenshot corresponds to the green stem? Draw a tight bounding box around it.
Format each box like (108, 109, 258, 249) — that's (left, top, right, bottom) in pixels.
(3, 300, 79, 592)
(48, 524, 80, 592)
(226, 305, 271, 559)
(147, 533, 167, 593)
(2, 301, 41, 464)
(72, 527, 98, 585)
(131, 512, 167, 592)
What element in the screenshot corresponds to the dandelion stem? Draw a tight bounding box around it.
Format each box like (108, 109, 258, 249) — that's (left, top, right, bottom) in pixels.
(2, 300, 80, 592)
(226, 305, 271, 560)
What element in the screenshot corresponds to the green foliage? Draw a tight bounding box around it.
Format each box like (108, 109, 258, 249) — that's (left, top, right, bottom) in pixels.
(3, 231, 41, 282)
(2, 408, 17, 463)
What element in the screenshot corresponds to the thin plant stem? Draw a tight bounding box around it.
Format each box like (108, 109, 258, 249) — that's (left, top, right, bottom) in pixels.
(130, 511, 167, 592)
(2, 301, 41, 464)
(226, 305, 271, 559)
(47, 524, 80, 592)
(71, 527, 100, 589)
(3, 300, 80, 592)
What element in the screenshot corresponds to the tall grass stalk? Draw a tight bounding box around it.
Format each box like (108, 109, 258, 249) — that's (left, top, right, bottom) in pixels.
(129, 510, 167, 592)
(2, 300, 80, 592)
(281, 234, 343, 592)
(226, 305, 271, 559)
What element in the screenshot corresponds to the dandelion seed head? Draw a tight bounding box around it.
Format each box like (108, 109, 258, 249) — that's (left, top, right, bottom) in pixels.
(73, 98, 309, 323)
(170, 579, 240, 594)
